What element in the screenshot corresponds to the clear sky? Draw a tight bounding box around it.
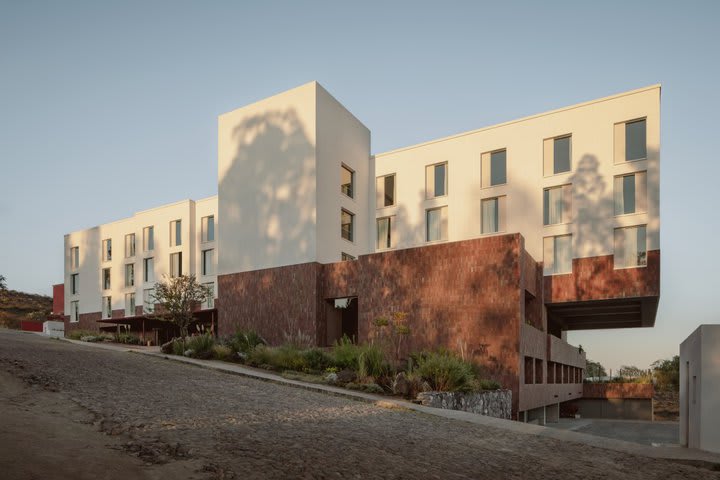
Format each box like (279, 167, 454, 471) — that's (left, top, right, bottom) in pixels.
(1, 1, 719, 373)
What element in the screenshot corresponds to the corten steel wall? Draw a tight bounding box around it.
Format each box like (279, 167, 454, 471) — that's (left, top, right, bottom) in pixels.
(52, 284, 65, 314)
(583, 383, 653, 399)
(544, 250, 660, 302)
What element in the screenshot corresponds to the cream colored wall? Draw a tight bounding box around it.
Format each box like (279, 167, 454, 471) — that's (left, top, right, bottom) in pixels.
(64, 197, 217, 317)
(195, 196, 218, 297)
(373, 85, 660, 263)
(217, 82, 318, 275)
(315, 83, 372, 262)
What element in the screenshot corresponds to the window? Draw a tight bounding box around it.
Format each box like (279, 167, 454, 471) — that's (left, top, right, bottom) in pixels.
(376, 217, 393, 249)
(125, 293, 135, 317)
(425, 162, 447, 198)
(481, 196, 506, 234)
(102, 268, 111, 290)
(125, 233, 135, 258)
(376, 174, 395, 208)
(524, 356, 534, 384)
(170, 220, 182, 247)
(341, 165, 354, 198)
(543, 235, 572, 275)
(143, 257, 154, 283)
(102, 239, 112, 262)
(543, 185, 572, 225)
(170, 252, 182, 277)
(544, 135, 571, 175)
(341, 252, 356, 261)
(201, 215, 215, 243)
(102, 296, 112, 319)
(426, 206, 448, 242)
(614, 225, 647, 268)
(70, 246, 79, 270)
(482, 149, 507, 187)
(202, 249, 214, 276)
(341, 209, 354, 242)
(203, 282, 215, 309)
(125, 263, 134, 287)
(143, 288, 155, 313)
(143, 226, 154, 251)
(615, 118, 647, 163)
(535, 358, 543, 384)
(70, 300, 79, 323)
(71, 273, 79, 295)
(614, 172, 647, 215)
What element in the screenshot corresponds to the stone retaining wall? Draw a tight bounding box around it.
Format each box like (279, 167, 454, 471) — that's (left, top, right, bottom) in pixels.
(416, 390, 512, 419)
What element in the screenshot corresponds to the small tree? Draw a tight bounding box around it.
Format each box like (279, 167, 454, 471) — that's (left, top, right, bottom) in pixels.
(0, 274, 7, 304)
(652, 355, 680, 391)
(151, 275, 212, 341)
(584, 359, 607, 380)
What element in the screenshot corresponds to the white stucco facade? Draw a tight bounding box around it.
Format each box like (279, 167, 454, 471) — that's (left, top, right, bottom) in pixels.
(680, 325, 720, 453)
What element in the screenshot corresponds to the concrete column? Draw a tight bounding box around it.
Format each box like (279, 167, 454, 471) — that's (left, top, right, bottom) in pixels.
(546, 403, 560, 423)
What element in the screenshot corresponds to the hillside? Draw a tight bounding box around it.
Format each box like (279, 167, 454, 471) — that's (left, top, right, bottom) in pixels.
(0, 289, 53, 329)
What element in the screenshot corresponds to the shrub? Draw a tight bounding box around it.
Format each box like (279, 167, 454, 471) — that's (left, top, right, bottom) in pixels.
(247, 345, 308, 371)
(114, 333, 142, 345)
(171, 338, 185, 356)
(358, 345, 389, 378)
(477, 379, 501, 390)
(67, 329, 97, 340)
(186, 333, 215, 359)
(227, 330, 265, 355)
(414, 351, 476, 392)
(302, 348, 333, 372)
(79, 333, 113, 343)
(212, 344, 232, 361)
(331, 336, 363, 370)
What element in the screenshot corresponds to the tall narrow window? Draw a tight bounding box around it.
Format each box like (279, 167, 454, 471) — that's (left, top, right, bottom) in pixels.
(202, 249, 214, 276)
(341, 209, 354, 242)
(376, 174, 396, 208)
(544, 135, 571, 175)
(102, 268, 111, 290)
(376, 217, 392, 249)
(143, 257, 154, 283)
(70, 300, 79, 322)
(481, 197, 506, 234)
(170, 220, 182, 247)
(614, 225, 647, 268)
(481, 149, 507, 187)
(203, 282, 215, 309)
(170, 252, 182, 277)
(102, 296, 112, 319)
(70, 246, 79, 270)
(102, 239, 112, 262)
(426, 162, 447, 198)
(143, 226, 154, 251)
(71, 274, 79, 295)
(201, 215, 215, 243)
(143, 288, 155, 313)
(341, 165, 354, 198)
(426, 206, 448, 242)
(543, 185, 572, 225)
(125, 293, 135, 317)
(614, 172, 647, 215)
(125, 233, 135, 258)
(543, 235, 572, 275)
(125, 263, 134, 287)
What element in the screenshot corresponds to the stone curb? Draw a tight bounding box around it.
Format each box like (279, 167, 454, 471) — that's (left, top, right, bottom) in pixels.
(55, 335, 720, 468)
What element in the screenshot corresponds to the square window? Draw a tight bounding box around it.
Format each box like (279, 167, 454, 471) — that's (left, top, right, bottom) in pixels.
(376, 174, 395, 208)
(102, 296, 112, 319)
(143, 226, 154, 251)
(614, 225, 647, 268)
(170, 252, 182, 278)
(125, 233, 135, 258)
(482, 149, 507, 187)
(341, 165, 354, 198)
(102, 268, 111, 290)
(481, 197, 506, 234)
(70, 300, 79, 322)
(125, 263, 134, 287)
(125, 293, 135, 317)
(170, 220, 182, 247)
(143, 288, 155, 313)
(376, 217, 392, 249)
(341, 209, 354, 242)
(202, 216, 215, 243)
(614, 172, 647, 215)
(202, 249, 214, 276)
(71, 273, 79, 295)
(543, 235, 572, 275)
(425, 163, 447, 198)
(625, 119, 647, 161)
(543, 185, 572, 225)
(102, 239, 112, 262)
(70, 246, 79, 270)
(426, 206, 448, 242)
(143, 257, 154, 283)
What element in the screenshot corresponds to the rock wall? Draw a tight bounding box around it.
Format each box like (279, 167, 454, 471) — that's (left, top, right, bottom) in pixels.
(416, 390, 512, 420)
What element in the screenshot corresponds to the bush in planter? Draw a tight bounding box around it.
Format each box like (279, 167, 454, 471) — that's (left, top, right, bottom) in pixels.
(413, 351, 475, 392)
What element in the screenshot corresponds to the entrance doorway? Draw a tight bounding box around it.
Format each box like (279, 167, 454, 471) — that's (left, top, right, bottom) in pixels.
(325, 297, 358, 346)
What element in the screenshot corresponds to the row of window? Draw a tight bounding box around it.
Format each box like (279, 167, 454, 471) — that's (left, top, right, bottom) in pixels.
(68, 283, 215, 322)
(69, 250, 215, 296)
(524, 356, 584, 385)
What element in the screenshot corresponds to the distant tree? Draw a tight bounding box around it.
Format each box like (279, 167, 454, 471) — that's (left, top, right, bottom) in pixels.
(652, 355, 680, 391)
(0, 274, 7, 304)
(618, 365, 644, 379)
(151, 275, 212, 340)
(584, 360, 607, 380)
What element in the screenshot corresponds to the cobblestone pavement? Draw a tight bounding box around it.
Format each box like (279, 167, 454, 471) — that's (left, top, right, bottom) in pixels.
(0, 329, 717, 480)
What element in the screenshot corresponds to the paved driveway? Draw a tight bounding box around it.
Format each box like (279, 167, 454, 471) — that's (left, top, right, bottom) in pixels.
(547, 418, 679, 446)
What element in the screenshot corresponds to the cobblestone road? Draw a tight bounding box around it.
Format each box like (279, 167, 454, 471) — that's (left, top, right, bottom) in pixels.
(0, 330, 716, 479)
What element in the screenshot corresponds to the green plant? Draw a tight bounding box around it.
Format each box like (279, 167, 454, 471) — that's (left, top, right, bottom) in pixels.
(246, 345, 309, 371)
(67, 329, 97, 340)
(212, 344, 232, 361)
(171, 338, 185, 356)
(477, 378, 501, 390)
(186, 333, 215, 359)
(302, 348, 333, 372)
(331, 336, 363, 370)
(114, 333, 142, 345)
(358, 344, 389, 379)
(228, 330, 266, 355)
(414, 351, 476, 392)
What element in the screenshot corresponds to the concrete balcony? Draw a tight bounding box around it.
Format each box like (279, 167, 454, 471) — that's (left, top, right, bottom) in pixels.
(548, 334, 586, 368)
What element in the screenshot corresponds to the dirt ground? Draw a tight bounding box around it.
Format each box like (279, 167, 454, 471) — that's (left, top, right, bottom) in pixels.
(654, 390, 680, 421)
(0, 329, 716, 480)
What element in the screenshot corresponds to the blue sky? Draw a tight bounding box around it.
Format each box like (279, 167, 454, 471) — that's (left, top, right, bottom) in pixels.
(1, 1, 718, 372)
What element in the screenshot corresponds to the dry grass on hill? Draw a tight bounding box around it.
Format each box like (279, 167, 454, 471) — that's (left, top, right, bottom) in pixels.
(0, 290, 52, 329)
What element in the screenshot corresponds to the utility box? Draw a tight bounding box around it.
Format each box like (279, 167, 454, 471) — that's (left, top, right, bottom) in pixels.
(680, 325, 720, 453)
